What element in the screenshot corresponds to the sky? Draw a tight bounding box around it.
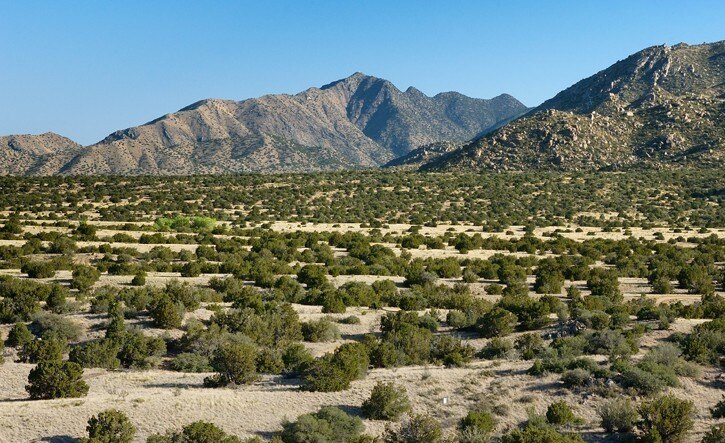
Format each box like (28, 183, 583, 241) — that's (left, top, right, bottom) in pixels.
(1, 1, 723, 145)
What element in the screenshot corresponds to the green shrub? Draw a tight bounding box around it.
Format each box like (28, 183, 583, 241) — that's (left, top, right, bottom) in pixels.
(485, 284, 503, 295)
(619, 365, 667, 395)
(281, 406, 363, 443)
(170, 352, 212, 373)
(701, 424, 725, 443)
(500, 423, 584, 443)
(383, 413, 443, 443)
(301, 343, 369, 392)
(431, 335, 474, 367)
(301, 318, 340, 342)
(131, 272, 147, 286)
(45, 285, 69, 314)
(297, 265, 328, 289)
(150, 297, 184, 329)
(117, 330, 166, 369)
(147, 420, 241, 443)
(22, 261, 56, 279)
(180, 261, 202, 277)
(712, 398, 725, 419)
(678, 318, 724, 365)
(362, 382, 411, 421)
(546, 401, 578, 426)
(338, 315, 361, 325)
(71, 265, 101, 291)
(18, 333, 67, 363)
(30, 311, 82, 341)
(446, 310, 468, 329)
(333, 342, 370, 381)
(81, 409, 136, 443)
(476, 308, 517, 338)
(597, 398, 637, 433)
(205, 341, 258, 387)
(26, 360, 89, 399)
(281, 342, 314, 375)
(638, 395, 694, 443)
(480, 337, 513, 360)
(300, 354, 349, 392)
(459, 410, 495, 435)
(560, 368, 591, 389)
(515, 333, 545, 360)
(254, 347, 282, 374)
(6, 322, 34, 348)
(69, 339, 121, 370)
(321, 295, 346, 314)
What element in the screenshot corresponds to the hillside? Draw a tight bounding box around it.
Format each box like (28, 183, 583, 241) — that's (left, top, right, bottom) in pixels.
(423, 41, 725, 171)
(3, 73, 526, 175)
(0, 133, 82, 175)
(383, 141, 462, 169)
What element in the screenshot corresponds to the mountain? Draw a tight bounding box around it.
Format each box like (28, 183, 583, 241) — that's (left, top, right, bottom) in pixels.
(3, 73, 526, 175)
(423, 41, 725, 171)
(0, 133, 82, 175)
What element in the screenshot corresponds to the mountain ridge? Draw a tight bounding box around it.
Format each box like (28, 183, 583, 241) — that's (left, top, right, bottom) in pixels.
(422, 41, 725, 171)
(1, 73, 526, 175)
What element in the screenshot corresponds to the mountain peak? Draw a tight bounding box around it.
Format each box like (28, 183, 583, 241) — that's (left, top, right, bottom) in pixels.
(320, 72, 380, 90)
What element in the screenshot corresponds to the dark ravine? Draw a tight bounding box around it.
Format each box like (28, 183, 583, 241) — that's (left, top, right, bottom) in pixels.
(422, 41, 725, 171)
(0, 73, 526, 175)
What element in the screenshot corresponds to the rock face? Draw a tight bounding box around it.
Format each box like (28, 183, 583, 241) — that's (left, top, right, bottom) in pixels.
(1, 73, 526, 175)
(0, 133, 82, 175)
(423, 41, 725, 171)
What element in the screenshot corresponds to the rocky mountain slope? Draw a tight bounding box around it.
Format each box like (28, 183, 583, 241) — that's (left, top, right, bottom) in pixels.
(0, 133, 82, 175)
(2, 73, 526, 175)
(423, 41, 724, 171)
(383, 141, 462, 169)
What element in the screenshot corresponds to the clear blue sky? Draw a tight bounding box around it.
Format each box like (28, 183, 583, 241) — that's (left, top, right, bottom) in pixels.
(1, 0, 723, 145)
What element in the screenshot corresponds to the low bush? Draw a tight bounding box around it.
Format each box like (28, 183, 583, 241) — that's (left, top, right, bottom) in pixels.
(170, 353, 212, 373)
(150, 297, 184, 329)
(204, 341, 258, 387)
(6, 322, 34, 348)
(712, 398, 725, 419)
(71, 265, 101, 291)
(22, 261, 56, 279)
(476, 307, 517, 338)
(30, 311, 82, 341)
(301, 342, 369, 392)
(702, 424, 725, 443)
(500, 423, 584, 443)
(561, 368, 591, 388)
(597, 398, 637, 433)
(515, 333, 545, 360)
(26, 360, 89, 399)
(69, 339, 121, 370)
(81, 409, 136, 443)
(301, 318, 340, 342)
(383, 413, 443, 443)
(480, 337, 513, 360)
(281, 406, 363, 443)
(147, 421, 241, 443)
(362, 382, 411, 421)
(459, 410, 496, 435)
(546, 401, 578, 426)
(18, 333, 67, 363)
(117, 330, 166, 369)
(638, 395, 694, 443)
